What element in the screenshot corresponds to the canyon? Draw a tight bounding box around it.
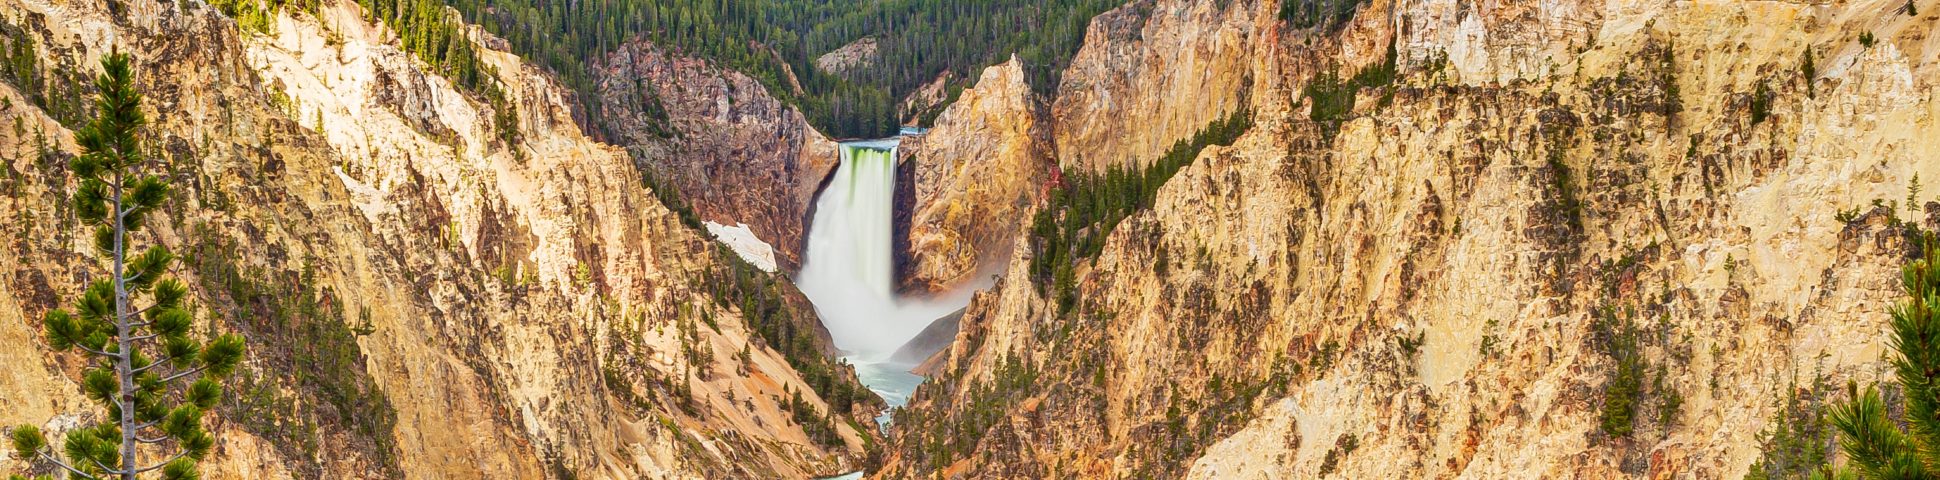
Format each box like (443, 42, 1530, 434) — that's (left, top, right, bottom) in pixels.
(1, 0, 1938, 478)
(886, 0, 1940, 478)
(0, 0, 874, 478)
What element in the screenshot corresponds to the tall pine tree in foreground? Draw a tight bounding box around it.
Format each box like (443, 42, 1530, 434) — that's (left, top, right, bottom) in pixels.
(1831, 232, 1940, 479)
(8, 50, 244, 480)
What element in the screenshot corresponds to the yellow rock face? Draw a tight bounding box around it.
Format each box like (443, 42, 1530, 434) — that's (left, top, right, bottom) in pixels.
(0, 0, 871, 478)
(1053, 0, 1258, 173)
(898, 58, 1049, 295)
(888, 0, 1940, 478)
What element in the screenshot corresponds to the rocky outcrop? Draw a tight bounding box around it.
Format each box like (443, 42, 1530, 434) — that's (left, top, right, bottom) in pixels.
(815, 37, 879, 77)
(1052, 0, 1259, 172)
(892, 308, 965, 366)
(900, 71, 955, 125)
(594, 41, 838, 272)
(886, 0, 1940, 478)
(896, 58, 1048, 294)
(0, 1, 874, 478)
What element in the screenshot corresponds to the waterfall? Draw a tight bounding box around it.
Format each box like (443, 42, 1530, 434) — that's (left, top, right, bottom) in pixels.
(796, 139, 965, 358)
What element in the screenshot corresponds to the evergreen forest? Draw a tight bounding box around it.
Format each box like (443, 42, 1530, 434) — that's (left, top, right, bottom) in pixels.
(434, 0, 1127, 138)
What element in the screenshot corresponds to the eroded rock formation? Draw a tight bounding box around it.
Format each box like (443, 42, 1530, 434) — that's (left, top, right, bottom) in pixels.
(886, 0, 1940, 478)
(594, 41, 839, 272)
(1052, 0, 1259, 173)
(896, 58, 1050, 294)
(0, 1, 875, 478)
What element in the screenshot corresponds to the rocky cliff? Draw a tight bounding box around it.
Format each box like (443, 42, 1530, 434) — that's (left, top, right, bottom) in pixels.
(0, 1, 875, 478)
(896, 58, 1050, 294)
(9, 0, 1940, 478)
(593, 40, 839, 272)
(886, 0, 1940, 478)
(1052, 0, 1260, 173)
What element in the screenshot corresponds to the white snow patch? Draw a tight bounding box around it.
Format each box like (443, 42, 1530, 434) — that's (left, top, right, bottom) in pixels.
(705, 222, 779, 273)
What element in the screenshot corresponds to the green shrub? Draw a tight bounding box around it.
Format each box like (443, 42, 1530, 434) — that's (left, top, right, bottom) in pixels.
(1395, 330, 1425, 359)
(1318, 433, 1359, 475)
(1594, 306, 1647, 437)
(1836, 207, 1862, 224)
(1744, 371, 1836, 480)
(1546, 149, 1584, 234)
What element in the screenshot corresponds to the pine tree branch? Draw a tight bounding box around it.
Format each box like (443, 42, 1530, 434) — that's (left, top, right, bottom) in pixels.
(132, 450, 187, 474)
(136, 433, 170, 444)
(75, 343, 117, 358)
(91, 457, 126, 476)
(132, 357, 178, 374)
(160, 365, 207, 383)
(36, 450, 94, 478)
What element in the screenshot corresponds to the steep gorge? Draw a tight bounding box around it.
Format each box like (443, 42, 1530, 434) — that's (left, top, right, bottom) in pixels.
(0, 1, 878, 478)
(4, 0, 1940, 478)
(886, 0, 1940, 478)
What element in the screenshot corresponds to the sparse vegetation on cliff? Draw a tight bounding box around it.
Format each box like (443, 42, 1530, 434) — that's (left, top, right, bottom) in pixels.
(208, 0, 315, 34)
(785, 386, 846, 449)
(1030, 107, 1254, 315)
(1829, 233, 1940, 477)
(641, 167, 703, 230)
(182, 224, 401, 476)
(8, 51, 246, 480)
(347, 0, 522, 150)
(1279, 0, 1367, 29)
(1304, 38, 1396, 137)
(705, 244, 870, 416)
(895, 352, 1037, 472)
(0, 24, 91, 128)
(1594, 306, 1647, 437)
(1750, 81, 1775, 126)
(1744, 369, 1837, 480)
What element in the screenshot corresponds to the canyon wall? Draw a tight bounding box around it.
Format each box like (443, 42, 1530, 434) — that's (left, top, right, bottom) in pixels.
(0, 1, 874, 478)
(594, 41, 839, 272)
(1052, 0, 1261, 173)
(887, 0, 1940, 478)
(896, 58, 1050, 294)
(6, 0, 1938, 478)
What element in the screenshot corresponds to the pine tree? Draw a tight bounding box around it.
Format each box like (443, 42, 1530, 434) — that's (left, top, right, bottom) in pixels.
(8, 50, 245, 480)
(1830, 232, 1940, 479)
